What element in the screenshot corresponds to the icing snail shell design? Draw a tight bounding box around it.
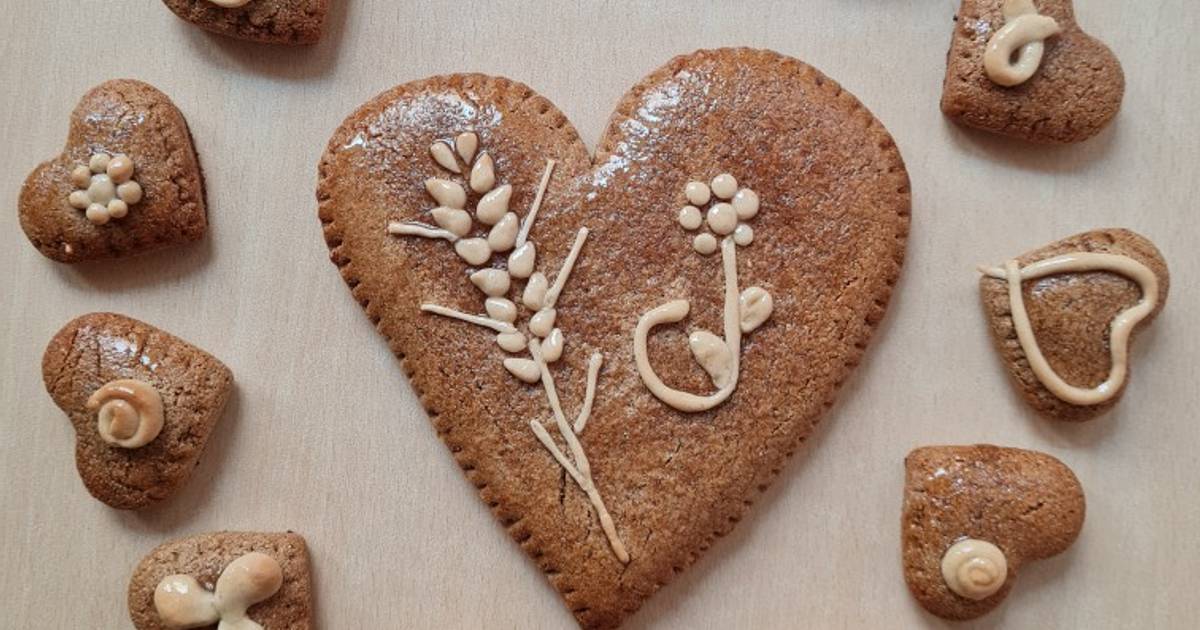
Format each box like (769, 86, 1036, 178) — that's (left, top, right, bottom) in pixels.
(941, 538, 1008, 600)
(87, 379, 164, 449)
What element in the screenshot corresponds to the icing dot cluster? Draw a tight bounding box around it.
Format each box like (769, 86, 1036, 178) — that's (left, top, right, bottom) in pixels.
(68, 152, 143, 225)
(678, 173, 758, 255)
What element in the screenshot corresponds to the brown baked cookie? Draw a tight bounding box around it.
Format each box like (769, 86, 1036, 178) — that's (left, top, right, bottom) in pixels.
(979, 228, 1168, 421)
(19, 79, 207, 263)
(941, 0, 1124, 142)
(902, 445, 1085, 620)
(42, 313, 233, 509)
(128, 531, 313, 630)
(161, 0, 329, 45)
(317, 48, 910, 627)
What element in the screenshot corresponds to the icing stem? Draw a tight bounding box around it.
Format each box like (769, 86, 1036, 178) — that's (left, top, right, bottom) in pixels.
(529, 339, 629, 564)
(516, 159, 557, 247)
(632, 236, 742, 412)
(573, 353, 603, 434)
(387, 221, 460, 242)
(420, 304, 518, 334)
(546, 228, 589, 309)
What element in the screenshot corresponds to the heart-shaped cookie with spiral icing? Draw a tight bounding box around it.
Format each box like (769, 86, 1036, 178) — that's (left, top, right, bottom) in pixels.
(317, 48, 909, 628)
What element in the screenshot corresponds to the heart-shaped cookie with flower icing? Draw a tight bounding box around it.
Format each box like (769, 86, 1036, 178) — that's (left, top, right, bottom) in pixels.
(317, 48, 910, 627)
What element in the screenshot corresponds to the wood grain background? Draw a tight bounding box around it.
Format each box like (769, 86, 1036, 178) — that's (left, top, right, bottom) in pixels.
(1, 1, 1196, 628)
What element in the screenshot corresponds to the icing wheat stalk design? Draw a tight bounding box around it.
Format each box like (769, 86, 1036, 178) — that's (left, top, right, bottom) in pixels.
(388, 132, 628, 563)
(634, 174, 774, 412)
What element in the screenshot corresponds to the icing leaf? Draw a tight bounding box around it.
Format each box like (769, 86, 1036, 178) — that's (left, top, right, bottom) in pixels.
(739, 286, 773, 333)
(503, 358, 540, 383)
(688, 329, 734, 388)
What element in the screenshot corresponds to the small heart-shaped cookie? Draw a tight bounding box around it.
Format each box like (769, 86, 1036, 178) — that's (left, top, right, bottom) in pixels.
(941, 0, 1125, 142)
(19, 80, 207, 263)
(979, 228, 1168, 421)
(902, 445, 1085, 620)
(161, 0, 329, 45)
(128, 531, 313, 630)
(42, 313, 233, 509)
(318, 48, 909, 626)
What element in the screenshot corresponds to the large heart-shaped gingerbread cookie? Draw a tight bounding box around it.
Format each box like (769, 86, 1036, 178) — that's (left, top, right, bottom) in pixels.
(317, 48, 910, 627)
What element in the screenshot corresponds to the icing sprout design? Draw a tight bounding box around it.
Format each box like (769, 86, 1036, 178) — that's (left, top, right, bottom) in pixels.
(68, 152, 143, 225)
(387, 132, 629, 563)
(983, 0, 1061, 87)
(154, 552, 282, 630)
(633, 174, 774, 413)
(979, 252, 1159, 406)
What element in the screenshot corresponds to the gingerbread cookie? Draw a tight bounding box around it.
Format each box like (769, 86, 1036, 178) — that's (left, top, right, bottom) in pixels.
(978, 228, 1168, 421)
(128, 531, 313, 629)
(317, 48, 909, 627)
(19, 80, 207, 263)
(161, 0, 329, 45)
(941, 0, 1125, 142)
(903, 445, 1085, 620)
(42, 313, 233, 509)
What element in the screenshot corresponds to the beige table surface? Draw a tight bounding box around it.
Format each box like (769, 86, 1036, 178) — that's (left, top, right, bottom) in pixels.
(2, 1, 1197, 628)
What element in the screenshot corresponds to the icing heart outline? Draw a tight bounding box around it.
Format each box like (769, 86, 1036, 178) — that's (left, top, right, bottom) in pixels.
(317, 48, 909, 627)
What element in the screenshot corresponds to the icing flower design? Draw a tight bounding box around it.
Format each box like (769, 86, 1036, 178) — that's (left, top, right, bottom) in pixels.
(88, 379, 164, 449)
(633, 174, 774, 412)
(68, 152, 143, 225)
(387, 132, 629, 563)
(154, 552, 282, 630)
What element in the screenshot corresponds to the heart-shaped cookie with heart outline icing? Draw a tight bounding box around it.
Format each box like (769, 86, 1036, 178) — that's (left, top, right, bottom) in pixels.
(19, 79, 207, 263)
(317, 47, 910, 627)
(941, 0, 1125, 143)
(978, 228, 1168, 421)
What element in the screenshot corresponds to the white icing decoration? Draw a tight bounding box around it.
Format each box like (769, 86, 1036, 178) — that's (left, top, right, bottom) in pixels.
(432, 207, 471, 237)
(484, 297, 517, 323)
(487, 212, 519, 252)
(430, 141, 461, 173)
(732, 188, 759, 219)
(634, 176, 773, 412)
(470, 268, 510, 297)
(153, 552, 282, 630)
(425, 178, 466, 209)
(454, 238, 492, 265)
(979, 252, 1159, 406)
(523, 272, 548, 310)
(88, 379, 163, 449)
(508, 242, 537, 279)
(209, 0, 252, 7)
(455, 131, 478, 164)
(941, 539, 1008, 601)
(983, 0, 1061, 87)
(470, 152, 496, 193)
(679, 206, 702, 230)
(476, 185, 512, 225)
(685, 181, 711, 206)
(542, 328, 565, 363)
(388, 135, 627, 563)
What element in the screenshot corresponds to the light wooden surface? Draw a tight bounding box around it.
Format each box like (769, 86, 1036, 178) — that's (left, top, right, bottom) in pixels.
(2, 1, 1197, 628)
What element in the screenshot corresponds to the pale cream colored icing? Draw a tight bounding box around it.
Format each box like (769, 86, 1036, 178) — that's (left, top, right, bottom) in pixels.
(208, 0, 252, 7)
(70, 152, 141, 225)
(634, 176, 772, 412)
(470, 152, 496, 193)
(154, 552, 282, 630)
(87, 379, 163, 449)
(984, 0, 1061, 87)
(391, 134, 627, 563)
(941, 539, 1008, 601)
(685, 181, 711, 206)
(678, 205, 702, 231)
(429, 141, 461, 173)
(476, 185, 511, 225)
(979, 252, 1158, 406)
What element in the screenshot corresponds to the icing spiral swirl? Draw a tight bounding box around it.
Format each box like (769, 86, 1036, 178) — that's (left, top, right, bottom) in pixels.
(87, 379, 164, 449)
(941, 538, 1008, 600)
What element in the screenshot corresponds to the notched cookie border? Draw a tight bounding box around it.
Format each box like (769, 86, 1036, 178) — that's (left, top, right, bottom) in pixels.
(316, 47, 911, 628)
